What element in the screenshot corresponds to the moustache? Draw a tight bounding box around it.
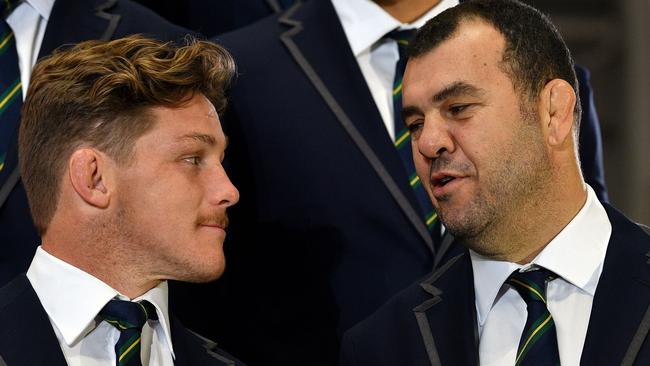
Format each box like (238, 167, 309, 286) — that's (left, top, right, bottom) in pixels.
(197, 213, 229, 229)
(428, 155, 472, 178)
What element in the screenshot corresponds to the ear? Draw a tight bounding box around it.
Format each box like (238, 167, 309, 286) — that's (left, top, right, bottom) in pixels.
(538, 79, 577, 147)
(68, 149, 110, 208)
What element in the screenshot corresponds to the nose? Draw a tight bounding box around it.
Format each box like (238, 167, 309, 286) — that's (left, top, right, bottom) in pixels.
(414, 115, 455, 160)
(208, 166, 240, 208)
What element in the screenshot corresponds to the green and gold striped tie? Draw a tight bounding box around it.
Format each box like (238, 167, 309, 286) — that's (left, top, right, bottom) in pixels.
(0, 0, 23, 186)
(384, 29, 439, 234)
(506, 268, 561, 366)
(99, 299, 159, 366)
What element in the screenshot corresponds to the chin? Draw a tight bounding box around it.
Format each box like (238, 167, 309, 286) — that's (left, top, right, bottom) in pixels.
(172, 252, 226, 283)
(196, 256, 226, 283)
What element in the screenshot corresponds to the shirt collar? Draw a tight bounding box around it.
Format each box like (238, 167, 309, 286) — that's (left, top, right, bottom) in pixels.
(24, 0, 53, 20)
(26, 247, 176, 358)
(331, 0, 459, 57)
(470, 185, 612, 327)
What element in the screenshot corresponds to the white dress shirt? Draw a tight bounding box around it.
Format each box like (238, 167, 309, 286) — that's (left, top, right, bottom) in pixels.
(27, 247, 176, 366)
(473, 185, 612, 366)
(330, 0, 458, 140)
(5, 0, 52, 96)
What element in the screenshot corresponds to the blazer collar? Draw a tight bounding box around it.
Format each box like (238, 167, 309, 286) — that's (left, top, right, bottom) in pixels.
(38, 0, 121, 59)
(170, 315, 238, 366)
(277, 0, 434, 255)
(413, 251, 479, 366)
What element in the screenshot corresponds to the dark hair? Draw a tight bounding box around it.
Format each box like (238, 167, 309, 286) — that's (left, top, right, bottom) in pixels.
(409, 0, 581, 121)
(20, 34, 235, 234)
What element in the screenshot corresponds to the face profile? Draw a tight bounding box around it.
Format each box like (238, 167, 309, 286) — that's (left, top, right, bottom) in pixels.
(402, 19, 553, 257)
(17, 35, 239, 297)
(109, 94, 239, 284)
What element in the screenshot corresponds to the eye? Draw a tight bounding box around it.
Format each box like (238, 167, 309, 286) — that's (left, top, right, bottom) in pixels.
(449, 104, 469, 115)
(406, 119, 424, 139)
(183, 156, 201, 165)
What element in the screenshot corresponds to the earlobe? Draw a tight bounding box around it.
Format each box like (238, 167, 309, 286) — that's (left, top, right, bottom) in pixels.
(69, 149, 110, 208)
(542, 79, 577, 147)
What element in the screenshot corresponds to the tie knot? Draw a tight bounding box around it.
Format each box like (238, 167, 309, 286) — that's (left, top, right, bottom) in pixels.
(383, 28, 416, 53)
(0, 0, 19, 16)
(506, 268, 557, 304)
(99, 299, 158, 331)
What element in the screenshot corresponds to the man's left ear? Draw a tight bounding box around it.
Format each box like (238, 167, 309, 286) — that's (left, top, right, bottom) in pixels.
(539, 78, 577, 147)
(68, 149, 111, 209)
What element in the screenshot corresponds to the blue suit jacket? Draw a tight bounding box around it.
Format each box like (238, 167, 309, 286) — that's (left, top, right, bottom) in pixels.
(341, 205, 650, 366)
(0, 0, 188, 287)
(0, 275, 245, 366)
(132, 0, 291, 37)
(169, 1, 609, 365)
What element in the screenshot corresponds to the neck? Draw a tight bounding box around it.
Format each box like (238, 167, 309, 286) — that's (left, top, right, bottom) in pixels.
(42, 220, 160, 299)
(469, 168, 587, 264)
(374, 0, 442, 23)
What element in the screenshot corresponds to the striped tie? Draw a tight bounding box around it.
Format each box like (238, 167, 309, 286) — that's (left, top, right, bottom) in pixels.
(99, 299, 159, 366)
(384, 29, 439, 233)
(0, 0, 23, 185)
(506, 268, 561, 366)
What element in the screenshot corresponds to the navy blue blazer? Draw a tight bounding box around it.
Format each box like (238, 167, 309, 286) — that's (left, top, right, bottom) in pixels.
(0, 275, 245, 366)
(133, 0, 292, 37)
(341, 205, 650, 366)
(0, 0, 189, 287)
(168, 1, 609, 365)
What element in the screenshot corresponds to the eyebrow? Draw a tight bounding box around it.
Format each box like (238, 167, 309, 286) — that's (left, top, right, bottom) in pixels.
(432, 81, 485, 103)
(178, 133, 216, 146)
(402, 81, 486, 121)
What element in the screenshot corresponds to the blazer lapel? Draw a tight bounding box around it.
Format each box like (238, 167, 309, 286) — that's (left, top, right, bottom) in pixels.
(39, 0, 121, 59)
(277, 1, 433, 254)
(581, 205, 650, 366)
(413, 252, 479, 366)
(171, 316, 238, 366)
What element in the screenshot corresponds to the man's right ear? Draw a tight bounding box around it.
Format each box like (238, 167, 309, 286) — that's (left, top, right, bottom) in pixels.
(68, 149, 110, 208)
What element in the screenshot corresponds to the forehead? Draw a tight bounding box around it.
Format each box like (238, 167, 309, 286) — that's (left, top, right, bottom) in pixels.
(147, 94, 225, 143)
(404, 19, 512, 97)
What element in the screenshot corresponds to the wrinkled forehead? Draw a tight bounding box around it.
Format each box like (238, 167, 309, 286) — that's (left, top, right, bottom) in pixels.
(404, 20, 511, 93)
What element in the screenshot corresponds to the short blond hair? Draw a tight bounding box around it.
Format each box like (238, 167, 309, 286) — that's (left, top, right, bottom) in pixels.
(20, 34, 236, 234)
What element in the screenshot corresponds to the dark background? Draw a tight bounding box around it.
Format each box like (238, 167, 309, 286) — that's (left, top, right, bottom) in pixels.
(529, 0, 649, 225)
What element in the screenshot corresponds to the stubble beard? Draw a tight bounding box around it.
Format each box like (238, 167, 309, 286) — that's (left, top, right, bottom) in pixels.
(439, 111, 553, 259)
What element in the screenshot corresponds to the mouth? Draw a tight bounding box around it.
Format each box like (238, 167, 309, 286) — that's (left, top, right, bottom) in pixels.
(200, 223, 226, 230)
(433, 175, 457, 188)
(430, 171, 466, 198)
(198, 215, 229, 231)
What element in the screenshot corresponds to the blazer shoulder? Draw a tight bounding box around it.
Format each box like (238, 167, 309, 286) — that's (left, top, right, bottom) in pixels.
(343, 253, 468, 341)
(342, 252, 471, 366)
(0, 274, 32, 311)
(605, 203, 650, 251)
(0, 275, 67, 365)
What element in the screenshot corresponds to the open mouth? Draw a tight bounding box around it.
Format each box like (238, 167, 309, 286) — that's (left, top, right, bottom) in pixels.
(433, 175, 456, 187)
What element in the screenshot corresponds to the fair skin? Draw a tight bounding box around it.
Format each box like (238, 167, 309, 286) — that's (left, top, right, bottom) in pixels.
(374, 0, 442, 23)
(42, 94, 239, 298)
(402, 19, 586, 264)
